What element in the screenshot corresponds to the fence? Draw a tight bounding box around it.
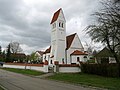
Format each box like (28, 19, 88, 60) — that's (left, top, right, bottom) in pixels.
(3, 63, 48, 72)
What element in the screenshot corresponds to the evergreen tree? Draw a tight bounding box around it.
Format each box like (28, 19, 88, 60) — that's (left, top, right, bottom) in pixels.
(0, 46, 2, 55)
(6, 44, 11, 62)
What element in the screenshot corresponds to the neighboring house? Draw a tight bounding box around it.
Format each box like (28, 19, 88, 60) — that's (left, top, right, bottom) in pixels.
(35, 51, 44, 62)
(95, 47, 116, 64)
(43, 8, 88, 66)
(11, 53, 26, 62)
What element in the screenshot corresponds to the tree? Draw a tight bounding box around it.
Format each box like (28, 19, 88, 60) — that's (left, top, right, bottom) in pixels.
(6, 44, 11, 62)
(29, 52, 39, 64)
(86, 0, 120, 76)
(0, 46, 1, 54)
(86, 1, 120, 62)
(92, 50, 98, 57)
(9, 42, 22, 54)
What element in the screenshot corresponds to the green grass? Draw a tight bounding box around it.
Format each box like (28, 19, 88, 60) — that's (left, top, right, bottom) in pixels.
(1, 68, 44, 76)
(47, 73, 120, 90)
(0, 86, 4, 90)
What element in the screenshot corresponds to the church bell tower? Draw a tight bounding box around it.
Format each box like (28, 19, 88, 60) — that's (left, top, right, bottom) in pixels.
(50, 8, 66, 64)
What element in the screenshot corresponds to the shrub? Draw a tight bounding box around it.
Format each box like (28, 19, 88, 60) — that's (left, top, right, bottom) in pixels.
(81, 63, 119, 77)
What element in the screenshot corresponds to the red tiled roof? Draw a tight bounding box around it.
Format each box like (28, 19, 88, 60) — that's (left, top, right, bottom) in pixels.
(43, 46, 51, 54)
(71, 50, 87, 55)
(66, 33, 76, 50)
(50, 55, 54, 58)
(50, 8, 61, 24)
(36, 51, 44, 55)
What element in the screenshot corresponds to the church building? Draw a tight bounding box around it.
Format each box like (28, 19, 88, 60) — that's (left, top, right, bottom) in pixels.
(43, 8, 87, 66)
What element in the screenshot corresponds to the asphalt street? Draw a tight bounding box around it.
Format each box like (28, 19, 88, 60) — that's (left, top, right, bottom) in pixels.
(0, 69, 95, 90)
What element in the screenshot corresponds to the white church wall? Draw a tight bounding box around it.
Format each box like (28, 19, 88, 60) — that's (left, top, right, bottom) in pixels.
(71, 55, 87, 63)
(43, 54, 46, 62)
(70, 34, 84, 51)
(43, 53, 52, 65)
(59, 66, 81, 73)
(3, 64, 25, 69)
(3, 64, 48, 72)
(67, 48, 75, 64)
(55, 40, 66, 64)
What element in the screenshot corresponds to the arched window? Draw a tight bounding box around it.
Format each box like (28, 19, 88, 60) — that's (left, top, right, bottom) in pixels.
(51, 60, 52, 64)
(77, 57, 80, 62)
(59, 22, 61, 27)
(62, 23, 64, 28)
(62, 58, 64, 64)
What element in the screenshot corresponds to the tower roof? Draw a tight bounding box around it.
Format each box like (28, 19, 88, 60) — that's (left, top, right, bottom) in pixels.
(50, 8, 61, 24)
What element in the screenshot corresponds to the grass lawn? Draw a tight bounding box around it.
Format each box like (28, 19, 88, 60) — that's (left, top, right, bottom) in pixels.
(1, 68, 44, 76)
(0, 86, 4, 90)
(47, 73, 120, 90)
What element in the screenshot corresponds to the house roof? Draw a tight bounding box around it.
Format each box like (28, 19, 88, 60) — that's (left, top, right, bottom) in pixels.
(50, 8, 61, 24)
(70, 50, 87, 55)
(95, 47, 113, 57)
(43, 46, 51, 54)
(66, 33, 76, 50)
(11, 53, 26, 57)
(36, 51, 44, 55)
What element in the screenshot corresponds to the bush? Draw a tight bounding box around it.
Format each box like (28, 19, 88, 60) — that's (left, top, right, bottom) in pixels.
(87, 59, 95, 63)
(81, 63, 119, 77)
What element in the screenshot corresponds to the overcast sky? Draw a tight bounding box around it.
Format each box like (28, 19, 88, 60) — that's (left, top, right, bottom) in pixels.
(0, 0, 102, 54)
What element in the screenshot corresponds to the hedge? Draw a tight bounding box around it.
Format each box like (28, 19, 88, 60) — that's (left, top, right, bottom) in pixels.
(81, 63, 119, 77)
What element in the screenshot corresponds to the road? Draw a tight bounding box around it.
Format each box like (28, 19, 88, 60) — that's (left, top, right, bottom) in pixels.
(0, 69, 95, 90)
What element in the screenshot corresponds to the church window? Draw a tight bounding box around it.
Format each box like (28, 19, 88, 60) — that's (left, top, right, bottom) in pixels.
(51, 60, 52, 64)
(62, 23, 64, 28)
(59, 22, 61, 27)
(44, 56, 46, 60)
(77, 57, 80, 62)
(62, 58, 64, 64)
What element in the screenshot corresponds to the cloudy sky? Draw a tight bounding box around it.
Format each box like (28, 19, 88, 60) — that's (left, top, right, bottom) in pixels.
(0, 0, 102, 54)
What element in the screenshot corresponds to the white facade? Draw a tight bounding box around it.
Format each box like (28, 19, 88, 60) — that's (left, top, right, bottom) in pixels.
(59, 66, 81, 73)
(35, 51, 43, 61)
(50, 9, 66, 64)
(71, 55, 87, 63)
(66, 34, 84, 64)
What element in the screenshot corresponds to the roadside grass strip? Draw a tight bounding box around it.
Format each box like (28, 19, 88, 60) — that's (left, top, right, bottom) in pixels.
(1, 68, 45, 76)
(47, 73, 120, 90)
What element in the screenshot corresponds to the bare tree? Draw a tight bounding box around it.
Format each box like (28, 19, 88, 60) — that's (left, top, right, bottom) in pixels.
(86, 0, 120, 76)
(9, 42, 22, 54)
(86, 0, 120, 63)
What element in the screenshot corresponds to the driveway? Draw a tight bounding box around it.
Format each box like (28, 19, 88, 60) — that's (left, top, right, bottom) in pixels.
(0, 69, 95, 90)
